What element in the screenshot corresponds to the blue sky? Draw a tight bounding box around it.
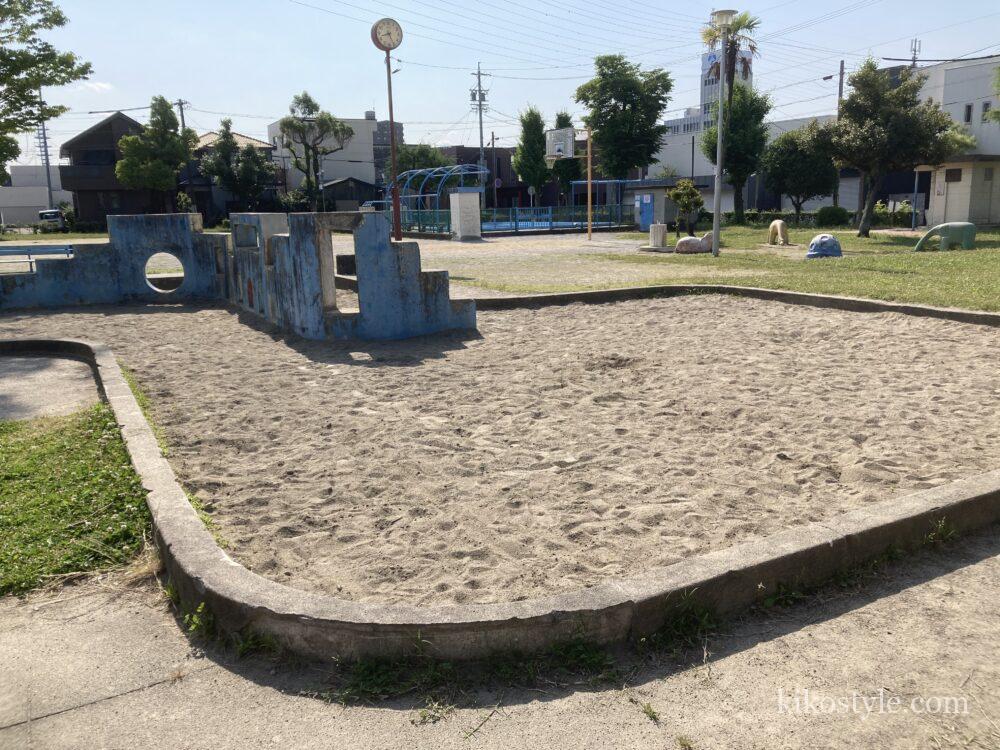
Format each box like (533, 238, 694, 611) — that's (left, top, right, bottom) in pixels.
(14, 0, 1000, 166)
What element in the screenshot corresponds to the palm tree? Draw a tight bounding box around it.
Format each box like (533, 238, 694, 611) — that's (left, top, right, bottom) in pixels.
(701, 12, 761, 116)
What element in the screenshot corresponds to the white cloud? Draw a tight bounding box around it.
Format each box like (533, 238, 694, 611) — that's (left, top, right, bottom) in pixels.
(78, 81, 114, 94)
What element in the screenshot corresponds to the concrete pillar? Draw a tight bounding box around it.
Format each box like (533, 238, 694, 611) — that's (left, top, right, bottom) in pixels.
(649, 223, 668, 248)
(449, 188, 482, 241)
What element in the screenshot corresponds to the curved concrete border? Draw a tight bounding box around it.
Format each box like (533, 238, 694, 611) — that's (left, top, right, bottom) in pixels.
(3, 292, 999, 660)
(474, 284, 1000, 327)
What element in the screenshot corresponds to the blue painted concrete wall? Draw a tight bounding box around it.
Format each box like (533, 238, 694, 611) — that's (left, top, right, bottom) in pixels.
(0, 210, 475, 342)
(0, 214, 225, 311)
(227, 211, 475, 341)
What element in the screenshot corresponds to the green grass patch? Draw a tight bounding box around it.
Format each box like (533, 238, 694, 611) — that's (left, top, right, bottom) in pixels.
(0, 232, 109, 242)
(0, 404, 150, 595)
(594, 244, 1000, 311)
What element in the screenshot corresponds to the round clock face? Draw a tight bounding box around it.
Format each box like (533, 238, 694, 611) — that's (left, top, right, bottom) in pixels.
(371, 18, 403, 51)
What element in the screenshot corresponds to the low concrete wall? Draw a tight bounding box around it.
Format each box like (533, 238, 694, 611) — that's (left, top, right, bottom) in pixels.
(475, 284, 1000, 327)
(0, 213, 225, 311)
(0, 211, 476, 342)
(4, 310, 998, 660)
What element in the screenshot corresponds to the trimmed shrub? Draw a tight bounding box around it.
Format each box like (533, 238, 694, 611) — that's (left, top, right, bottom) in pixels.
(815, 205, 851, 226)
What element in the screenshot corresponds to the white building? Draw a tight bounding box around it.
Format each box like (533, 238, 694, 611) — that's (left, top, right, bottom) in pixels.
(652, 50, 853, 214)
(266, 113, 377, 192)
(916, 54, 1000, 226)
(0, 166, 73, 225)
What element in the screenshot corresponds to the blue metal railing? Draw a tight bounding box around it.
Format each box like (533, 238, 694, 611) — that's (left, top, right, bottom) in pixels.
(367, 203, 635, 236)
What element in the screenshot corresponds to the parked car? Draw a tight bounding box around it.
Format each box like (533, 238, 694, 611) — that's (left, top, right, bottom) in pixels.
(38, 209, 66, 231)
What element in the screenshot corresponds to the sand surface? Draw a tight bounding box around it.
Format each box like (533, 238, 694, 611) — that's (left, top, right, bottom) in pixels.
(1, 296, 998, 606)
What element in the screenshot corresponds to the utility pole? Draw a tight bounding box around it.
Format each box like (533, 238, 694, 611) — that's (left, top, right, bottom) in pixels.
(471, 63, 490, 194)
(910, 38, 921, 68)
(174, 99, 192, 204)
(36, 89, 54, 210)
(173, 99, 190, 130)
(490, 131, 497, 208)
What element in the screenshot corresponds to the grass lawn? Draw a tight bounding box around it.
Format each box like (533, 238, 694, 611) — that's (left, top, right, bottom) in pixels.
(0, 404, 150, 596)
(579, 227, 1000, 311)
(0, 231, 109, 242)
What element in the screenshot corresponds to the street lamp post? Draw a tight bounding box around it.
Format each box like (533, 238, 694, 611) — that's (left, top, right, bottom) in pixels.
(371, 18, 404, 241)
(710, 9, 736, 257)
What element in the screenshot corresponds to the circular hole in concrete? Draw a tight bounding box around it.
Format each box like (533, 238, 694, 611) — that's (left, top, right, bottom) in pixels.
(145, 252, 185, 293)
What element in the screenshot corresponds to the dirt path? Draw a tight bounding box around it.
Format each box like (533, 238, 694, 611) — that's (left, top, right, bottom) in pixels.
(0, 355, 98, 421)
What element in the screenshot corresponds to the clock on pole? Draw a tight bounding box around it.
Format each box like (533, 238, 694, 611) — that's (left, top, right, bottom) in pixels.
(371, 18, 404, 240)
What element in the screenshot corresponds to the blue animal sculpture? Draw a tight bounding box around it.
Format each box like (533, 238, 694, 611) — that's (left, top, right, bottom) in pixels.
(806, 233, 842, 259)
(914, 222, 976, 252)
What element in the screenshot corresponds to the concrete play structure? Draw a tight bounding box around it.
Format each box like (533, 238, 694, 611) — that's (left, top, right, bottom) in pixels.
(914, 221, 977, 252)
(806, 233, 843, 259)
(0, 212, 476, 341)
(767, 219, 790, 246)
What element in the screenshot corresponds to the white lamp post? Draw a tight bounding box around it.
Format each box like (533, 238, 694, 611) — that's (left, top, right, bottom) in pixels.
(710, 9, 736, 257)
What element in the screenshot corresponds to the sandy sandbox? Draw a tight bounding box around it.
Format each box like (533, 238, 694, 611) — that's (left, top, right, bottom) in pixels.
(2, 296, 998, 606)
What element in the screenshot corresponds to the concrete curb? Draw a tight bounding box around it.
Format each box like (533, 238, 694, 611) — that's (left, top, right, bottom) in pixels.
(3, 311, 999, 660)
(473, 284, 1000, 327)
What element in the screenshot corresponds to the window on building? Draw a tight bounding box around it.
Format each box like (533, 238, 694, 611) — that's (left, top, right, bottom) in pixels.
(985, 167, 994, 182)
(964, 104, 972, 123)
(984, 102, 993, 122)
(945, 168, 962, 183)
(75, 149, 115, 166)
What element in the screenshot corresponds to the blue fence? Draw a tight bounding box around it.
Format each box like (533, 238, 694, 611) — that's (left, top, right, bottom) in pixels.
(377, 204, 634, 235)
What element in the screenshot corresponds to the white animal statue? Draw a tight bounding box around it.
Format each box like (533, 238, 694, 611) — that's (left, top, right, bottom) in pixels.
(768, 219, 790, 246)
(674, 232, 713, 254)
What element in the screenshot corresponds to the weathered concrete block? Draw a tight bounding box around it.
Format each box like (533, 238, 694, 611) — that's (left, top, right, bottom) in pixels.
(449, 188, 482, 241)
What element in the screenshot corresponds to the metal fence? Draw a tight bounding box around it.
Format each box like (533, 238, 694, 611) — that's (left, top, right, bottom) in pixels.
(379, 203, 634, 235)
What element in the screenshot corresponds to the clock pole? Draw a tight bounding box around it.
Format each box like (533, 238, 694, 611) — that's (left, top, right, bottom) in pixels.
(384, 48, 402, 242)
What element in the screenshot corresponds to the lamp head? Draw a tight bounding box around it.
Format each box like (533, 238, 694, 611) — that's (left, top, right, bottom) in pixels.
(710, 9, 737, 29)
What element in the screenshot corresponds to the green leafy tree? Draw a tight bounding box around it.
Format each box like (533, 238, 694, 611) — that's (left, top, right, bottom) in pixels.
(575, 55, 673, 179)
(278, 92, 353, 211)
(702, 84, 771, 224)
(761, 120, 838, 224)
(667, 179, 704, 237)
(396, 143, 452, 172)
(828, 59, 976, 237)
(550, 111, 580, 203)
(0, 0, 91, 180)
(200, 119, 276, 211)
(512, 106, 548, 205)
(701, 12, 760, 118)
(115, 96, 197, 212)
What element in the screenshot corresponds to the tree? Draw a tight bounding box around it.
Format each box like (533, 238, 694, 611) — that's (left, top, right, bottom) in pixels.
(761, 120, 838, 224)
(115, 96, 197, 212)
(575, 55, 673, 179)
(701, 12, 760, 118)
(396, 143, 452, 173)
(200, 119, 276, 211)
(0, 0, 91, 180)
(828, 59, 975, 237)
(512, 106, 548, 205)
(278, 92, 353, 211)
(667, 179, 704, 237)
(550, 111, 580, 203)
(702, 84, 771, 224)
